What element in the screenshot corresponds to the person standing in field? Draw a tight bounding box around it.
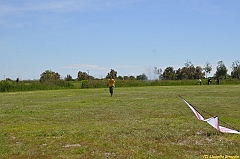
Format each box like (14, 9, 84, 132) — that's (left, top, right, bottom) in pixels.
(208, 77, 212, 85)
(198, 79, 202, 85)
(108, 76, 115, 97)
(216, 78, 220, 85)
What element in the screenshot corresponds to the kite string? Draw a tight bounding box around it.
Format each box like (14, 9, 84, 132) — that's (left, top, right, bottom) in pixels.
(179, 95, 240, 132)
(193, 103, 239, 132)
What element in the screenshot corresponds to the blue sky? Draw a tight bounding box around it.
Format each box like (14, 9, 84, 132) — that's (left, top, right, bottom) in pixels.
(1, 0, 239, 80)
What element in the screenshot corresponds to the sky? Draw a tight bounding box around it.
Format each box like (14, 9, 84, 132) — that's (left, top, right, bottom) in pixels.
(1, 0, 240, 80)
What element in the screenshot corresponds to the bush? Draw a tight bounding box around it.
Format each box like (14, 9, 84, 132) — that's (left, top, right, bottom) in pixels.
(1, 78, 240, 92)
(0, 80, 15, 92)
(79, 79, 240, 89)
(79, 79, 199, 89)
(0, 80, 74, 92)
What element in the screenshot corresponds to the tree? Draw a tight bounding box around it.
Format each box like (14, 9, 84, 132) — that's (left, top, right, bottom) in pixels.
(176, 63, 204, 80)
(6, 78, 12, 81)
(162, 67, 175, 80)
(154, 67, 162, 80)
(123, 76, 129, 80)
(129, 76, 136, 80)
(186, 61, 195, 79)
(175, 68, 183, 80)
(184, 60, 193, 68)
(215, 60, 228, 79)
(194, 66, 205, 79)
(188, 65, 195, 79)
(136, 73, 148, 80)
(64, 74, 73, 81)
(40, 70, 60, 83)
(203, 61, 212, 78)
(117, 76, 123, 80)
(77, 71, 88, 81)
(182, 61, 195, 79)
(231, 60, 240, 79)
(106, 69, 117, 79)
(180, 67, 187, 79)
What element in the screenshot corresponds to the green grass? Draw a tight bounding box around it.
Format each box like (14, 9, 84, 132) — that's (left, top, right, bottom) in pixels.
(0, 85, 240, 158)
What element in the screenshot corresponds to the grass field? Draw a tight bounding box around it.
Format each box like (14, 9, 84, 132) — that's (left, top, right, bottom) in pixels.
(0, 85, 240, 158)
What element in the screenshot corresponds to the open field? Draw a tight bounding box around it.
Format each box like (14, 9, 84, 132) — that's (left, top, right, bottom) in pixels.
(0, 85, 240, 158)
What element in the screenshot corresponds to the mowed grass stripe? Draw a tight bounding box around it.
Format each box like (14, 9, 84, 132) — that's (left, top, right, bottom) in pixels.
(0, 85, 240, 158)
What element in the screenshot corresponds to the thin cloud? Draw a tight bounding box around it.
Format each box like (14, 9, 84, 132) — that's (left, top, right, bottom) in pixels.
(0, 0, 143, 16)
(61, 64, 106, 70)
(0, 1, 86, 15)
(116, 65, 140, 69)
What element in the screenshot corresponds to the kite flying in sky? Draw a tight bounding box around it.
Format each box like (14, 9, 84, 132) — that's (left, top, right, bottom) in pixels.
(179, 95, 240, 134)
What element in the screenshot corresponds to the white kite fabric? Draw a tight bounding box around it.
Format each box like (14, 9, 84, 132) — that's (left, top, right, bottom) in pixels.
(205, 116, 240, 134)
(180, 96, 240, 134)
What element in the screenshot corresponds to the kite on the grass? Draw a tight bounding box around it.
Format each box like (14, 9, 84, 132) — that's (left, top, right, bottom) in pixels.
(179, 95, 240, 134)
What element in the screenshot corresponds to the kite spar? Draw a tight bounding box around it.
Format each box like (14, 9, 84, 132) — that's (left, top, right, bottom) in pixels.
(179, 95, 240, 134)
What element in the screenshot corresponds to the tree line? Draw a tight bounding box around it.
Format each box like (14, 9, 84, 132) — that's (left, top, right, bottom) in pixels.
(1, 60, 240, 92)
(2, 60, 239, 83)
(38, 60, 240, 83)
